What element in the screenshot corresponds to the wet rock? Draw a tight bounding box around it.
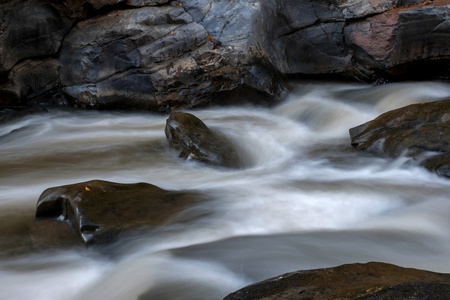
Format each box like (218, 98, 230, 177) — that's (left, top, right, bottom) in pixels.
(349, 99, 450, 176)
(0, 105, 48, 123)
(35, 180, 204, 245)
(224, 262, 450, 300)
(165, 111, 241, 169)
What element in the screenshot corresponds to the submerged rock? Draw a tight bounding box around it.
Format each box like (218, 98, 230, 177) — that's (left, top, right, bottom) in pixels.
(224, 262, 450, 300)
(349, 99, 450, 176)
(165, 111, 241, 169)
(35, 180, 204, 245)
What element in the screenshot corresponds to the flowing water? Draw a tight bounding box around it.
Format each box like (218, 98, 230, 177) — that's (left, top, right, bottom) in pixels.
(1, 81, 450, 300)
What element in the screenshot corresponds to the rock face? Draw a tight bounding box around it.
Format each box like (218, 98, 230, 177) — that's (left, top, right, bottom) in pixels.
(165, 111, 241, 168)
(35, 180, 203, 244)
(1, 0, 450, 110)
(224, 262, 450, 300)
(349, 99, 450, 177)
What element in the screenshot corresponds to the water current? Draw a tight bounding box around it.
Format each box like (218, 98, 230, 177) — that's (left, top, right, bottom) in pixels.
(1, 81, 450, 300)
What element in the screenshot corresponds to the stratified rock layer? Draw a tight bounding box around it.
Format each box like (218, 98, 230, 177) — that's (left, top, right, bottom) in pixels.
(224, 262, 450, 300)
(1, 0, 449, 110)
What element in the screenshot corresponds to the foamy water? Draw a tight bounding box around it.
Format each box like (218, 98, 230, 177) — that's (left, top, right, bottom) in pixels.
(1, 81, 450, 300)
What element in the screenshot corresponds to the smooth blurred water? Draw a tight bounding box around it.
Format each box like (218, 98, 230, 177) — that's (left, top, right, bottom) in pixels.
(1, 81, 450, 300)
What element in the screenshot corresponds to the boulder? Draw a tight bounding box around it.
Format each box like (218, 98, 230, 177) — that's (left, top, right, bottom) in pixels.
(1, 0, 450, 110)
(349, 99, 450, 176)
(345, 1, 450, 80)
(35, 180, 204, 245)
(224, 262, 450, 300)
(165, 111, 241, 168)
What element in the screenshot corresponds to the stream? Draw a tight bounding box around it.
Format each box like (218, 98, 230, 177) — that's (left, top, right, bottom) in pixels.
(1, 81, 450, 299)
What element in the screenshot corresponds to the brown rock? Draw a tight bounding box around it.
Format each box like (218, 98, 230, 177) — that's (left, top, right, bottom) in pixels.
(224, 262, 450, 300)
(165, 111, 242, 168)
(35, 180, 204, 245)
(349, 99, 450, 177)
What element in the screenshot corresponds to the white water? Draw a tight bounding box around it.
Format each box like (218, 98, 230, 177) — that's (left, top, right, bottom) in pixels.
(1, 81, 450, 300)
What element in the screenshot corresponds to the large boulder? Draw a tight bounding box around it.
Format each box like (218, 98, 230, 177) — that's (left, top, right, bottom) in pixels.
(345, 1, 450, 80)
(35, 180, 204, 245)
(1, 0, 449, 109)
(165, 111, 242, 168)
(224, 262, 450, 300)
(349, 99, 450, 177)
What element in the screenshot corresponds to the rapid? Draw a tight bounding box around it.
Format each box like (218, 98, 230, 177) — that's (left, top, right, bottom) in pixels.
(1, 81, 450, 300)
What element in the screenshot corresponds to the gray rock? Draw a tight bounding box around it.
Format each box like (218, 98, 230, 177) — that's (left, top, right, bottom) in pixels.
(35, 180, 204, 245)
(1, 0, 449, 110)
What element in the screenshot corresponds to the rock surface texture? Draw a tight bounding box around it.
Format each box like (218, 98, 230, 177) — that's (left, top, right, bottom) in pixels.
(35, 180, 203, 244)
(1, 0, 449, 110)
(165, 111, 241, 168)
(224, 262, 450, 300)
(350, 99, 450, 177)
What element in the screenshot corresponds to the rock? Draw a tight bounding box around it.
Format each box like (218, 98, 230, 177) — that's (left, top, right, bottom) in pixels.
(0, 1, 72, 74)
(1, 58, 61, 105)
(421, 152, 450, 178)
(1, 0, 449, 110)
(165, 111, 242, 168)
(224, 262, 450, 300)
(349, 99, 450, 176)
(35, 180, 204, 245)
(345, 2, 450, 80)
(0, 105, 48, 123)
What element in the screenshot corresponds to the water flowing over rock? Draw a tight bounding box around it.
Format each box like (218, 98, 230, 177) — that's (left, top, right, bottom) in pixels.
(1, 0, 449, 110)
(349, 99, 450, 177)
(224, 262, 450, 300)
(35, 180, 204, 245)
(165, 111, 242, 168)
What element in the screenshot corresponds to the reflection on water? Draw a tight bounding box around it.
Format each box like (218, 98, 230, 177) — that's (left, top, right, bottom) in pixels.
(1, 81, 450, 300)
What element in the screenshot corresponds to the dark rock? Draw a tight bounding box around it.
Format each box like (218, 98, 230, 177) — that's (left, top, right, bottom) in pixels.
(35, 180, 204, 245)
(349, 99, 450, 176)
(422, 152, 450, 178)
(345, 2, 450, 80)
(224, 262, 450, 300)
(1, 58, 61, 105)
(1, 0, 449, 110)
(0, 1, 72, 74)
(0, 105, 48, 123)
(165, 111, 241, 168)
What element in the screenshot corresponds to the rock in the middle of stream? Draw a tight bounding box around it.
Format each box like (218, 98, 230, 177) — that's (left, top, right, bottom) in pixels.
(165, 111, 242, 169)
(35, 180, 204, 245)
